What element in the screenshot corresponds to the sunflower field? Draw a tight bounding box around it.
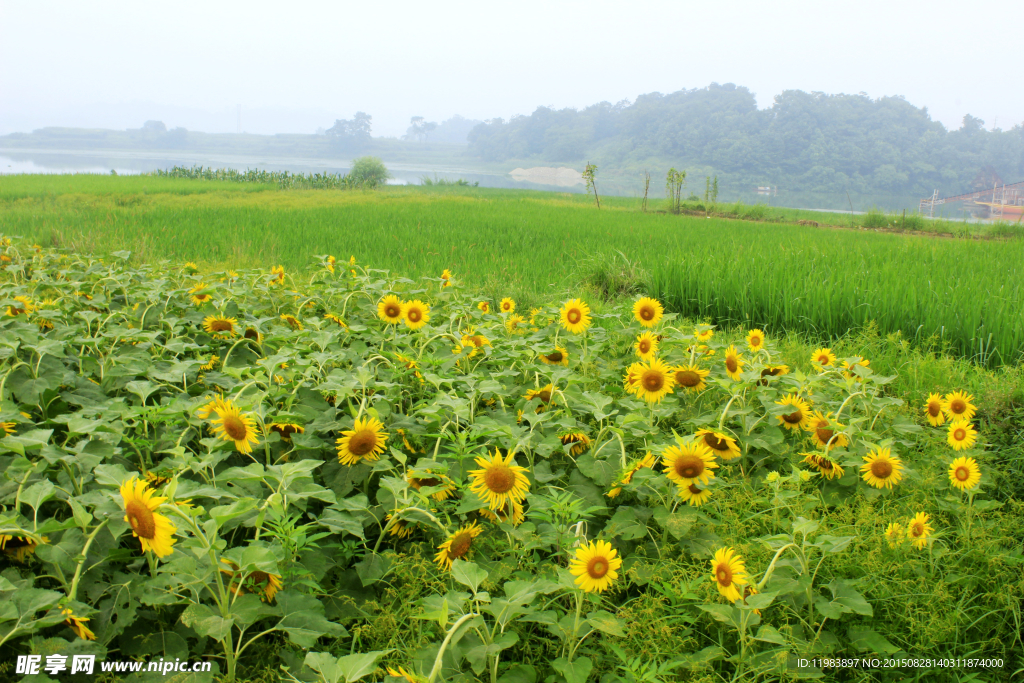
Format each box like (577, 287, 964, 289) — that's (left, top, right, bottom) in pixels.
(0, 235, 1021, 683)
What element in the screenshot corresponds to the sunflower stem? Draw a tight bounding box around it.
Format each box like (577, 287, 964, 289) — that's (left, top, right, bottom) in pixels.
(567, 589, 584, 663)
(427, 612, 478, 683)
(67, 518, 109, 602)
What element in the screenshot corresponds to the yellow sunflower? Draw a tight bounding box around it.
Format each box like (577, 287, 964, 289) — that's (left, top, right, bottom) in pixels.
(209, 400, 260, 454)
(607, 452, 658, 498)
(757, 364, 789, 385)
(673, 364, 710, 393)
(524, 384, 557, 411)
(884, 522, 905, 548)
(378, 295, 405, 324)
(943, 391, 976, 422)
(662, 442, 718, 487)
(336, 417, 389, 465)
(505, 314, 526, 334)
(478, 499, 525, 526)
(801, 452, 844, 480)
(403, 300, 431, 330)
(199, 354, 219, 371)
(568, 540, 622, 593)
(202, 315, 237, 338)
(695, 429, 742, 460)
(694, 326, 714, 342)
(61, 609, 96, 641)
(461, 331, 492, 355)
(622, 362, 643, 396)
(632, 297, 664, 328)
(559, 431, 592, 456)
(220, 559, 283, 601)
(539, 347, 569, 365)
(243, 327, 263, 343)
(860, 447, 904, 489)
(434, 522, 483, 570)
(325, 313, 347, 328)
(468, 449, 530, 510)
(270, 265, 285, 286)
(0, 535, 48, 562)
(746, 329, 766, 352)
(724, 345, 745, 381)
(633, 357, 675, 404)
(441, 269, 452, 287)
(947, 420, 977, 451)
(679, 482, 713, 506)
(841, 357, 870, 381)
(386, 513, 416, 539)
(119, 478, 177, 557)
(808, 411, 848, 450)
(634, 332, 659, 361)
(5, 295, 34, 316)
(386, 666, 423, 683)
(906, 512, 933, 550)
(948, 456, 981, 491)
(924, 393, 947, 427)
(710, 547, 748, 603)
(326, 255, 336, 273)
(268, 422, 304, 441)
(477, 301, 491, 314)
(1, 422, 15, 436)
(776, 394, 812, 431)
(188, 283, 212, 306)
(280, 314, 303, 331)
(559, 298, 592, 334)
(408, 472, 457, 501)
(500, 297, 516, 314)
(810, 347, 835, 367)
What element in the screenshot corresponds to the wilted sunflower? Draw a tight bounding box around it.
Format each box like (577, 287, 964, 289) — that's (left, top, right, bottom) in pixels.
(500, 297, 516, 314)
(569, 540, 622, 593)
(219, 559, 283, 601)
(906, 512, 933, 550)
(695, 326, 714, 342)
(505, 314, 526, 334)
(808, 411, 848, 450)
(202, 315, 237, 338)
(673, 364, 710, 393)
(884, 522, 905, 548)
(662, 442, 718, 488)
(477, 301, 491, 314)
(948, 456, 981, 491)
(695, 429, 742, 460)
(947, 420, 977, 451)
(811, 347, 837, 367)
(210, 400, 260, 454)
(468, 449, 530, 510)
(679, 481, 713, 506)
(408, 472, 457, 501)
(841, 357, 870, 381)
(801, 452, 844, 480)
(559, 298, 592, 334)
(280, 314, 303, 331)
(776, 394, 812, 430)
(0, 534, 47, 562)
(524, 384, 557, 412)
(434, 521, 483, 570)
(270, 265, 285, 286)
(746, 329, 766, 352)
(633, 357, 675, 404)
(710, 547, 748, 603)
(268, 422, 304, 441)
(924, 393, 947, 427)
(5, 295, 34, 316)
(724, 345, 745, 381)
(119, 478, 177, 557)
(943, 391, 976, 422)
(336, 417, 389, 465)
(376, 295, 404, 324)
(757, 364, 789, 386)
(403, 300, 430, 330)
(559, 431, 592, 456)
(607, 452, 658, 498)
(634, 332, 659, 361)
(860, 447, 904, 489)
(632, 296, 664, 328)
(188, 283, 212, 306)
(539, 347, 569, 365)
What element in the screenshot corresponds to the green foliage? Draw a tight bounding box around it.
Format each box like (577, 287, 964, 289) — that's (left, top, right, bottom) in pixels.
(344, 157, 391, 190)
(665, 169, 685, 214)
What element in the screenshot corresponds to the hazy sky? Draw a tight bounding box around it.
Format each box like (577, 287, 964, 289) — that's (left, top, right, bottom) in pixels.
(2, 0, 1020, 138)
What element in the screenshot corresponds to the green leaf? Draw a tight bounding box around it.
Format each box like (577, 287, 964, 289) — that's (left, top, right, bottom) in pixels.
(552, 656, 593, 683)
(334, 650, 392, 682)
(20, 480, 55, 512)
(451, 560, 488, 595)
(586, 609, 625, 637)
(209, 498, 257, 527)
(753, 624, 787, 645)
(276, 591, 347, 648)
(355, 553, 391, 587)
(847, 625, 900, 654)
(604, 506, 648, 540)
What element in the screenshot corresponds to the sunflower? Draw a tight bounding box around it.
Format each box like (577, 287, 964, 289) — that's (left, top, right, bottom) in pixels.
(202, 316, 237, 338)
(209, 400, 260, 454)
(710, 547, 748, 603)
(841, 357, 870, 381)
(403, 300, 431, 330)
(695, 429, 741, 460)
(757, 364, 789, 386)
(776, 394, 812, 430)
(808, 411, 848, 450)
(270, 265, 285, 286)
(884, 522, 905, 548)
(336, 417, 389, 465)
(679, 482, 713, 506)
(243, 327, 263, 343)
(188, 283, 212, 306)
(607, 452, 658, 498)
(673, 364, 710, 393)
(632, 297, 664, 328)
(5, 295, 34, 316)
(408, 472, 457, 501)
(924, 393, 947, 427)
(377, 295, 404, 324)
(385, 513, 416, 539)
(434, 522, 483, 570)
(860, 447, 904, 489)
(500, 297, 516, 314)
(943, 391, 976, 422)
(724, 345, 745, 381)
(0, 535, 47, 562)
(324, 313, 347, 328)
(1, 422, 15, 436)
(268, 422, 304, 441)
(559, 298, 592, 334)
(947, 420, 977, 451)
(461, 331, 492, 354)
(326, 255, 336, 273)
(622, 362, 643, 395)
(948, 456, 981, 491)
(219, 559, 283, 601)
(801, 452, 844, 480)
(196, 395, 225, 420)
(505, 314, 526, 334)
(746, 329, 766, 352)
(477, 301, 491, 314)
(662, 442, 718, 488)
(61, 609, 96, 641)
(695, 326, 714, 342)
(539, 347, 569, 365)
(199, 354, 219, 371)
(478, 500, 525, 526)
(280, 314, 303, 331)
(633, 357, 675, 404)
(386, 666, 423, 683)
(468, 449, 530, 510)
(633, 332, 658, 361)
(441, 269, 452, 287)
(906, 512, 933, 550)
(810, 347, 836, 368)
(119, 478, 177, 557)
(566, 540, 622, 593)
(559, 431, 592, 456)
(524, 384, 557, 411)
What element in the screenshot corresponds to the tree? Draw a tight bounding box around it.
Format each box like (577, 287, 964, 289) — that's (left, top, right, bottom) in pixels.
(582, 162, 600, 208)
(345, 157, 391, 189)
(666, 168, 686, 214)
(404, 116, 438, 142)
(142, 120, 167, 133)
(327, 112, 372, 142)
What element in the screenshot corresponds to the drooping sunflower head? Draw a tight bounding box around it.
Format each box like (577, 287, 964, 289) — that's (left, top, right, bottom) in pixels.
(776, 393, 812, 430)
(924, 393, 947, 426)
(5, 295, 35, 317)
(710, 547, 748, 603)
(183, 262, 199, 274)
(632, 297, 664, 328)
(569, 540, 622, 593)
(408, 471, 457, 501)
(118, 478, 177, 558)
(209, 400, 261, 454)
(695, 429, 741, 460)
(559, 298, 592, 334)
(219, 559, 284, 601)
(746, 329, 766, 352)
(808, 411, 848, 450)
(468, 448, 531, 510)
(948, 456, 981, 491)
(270, 265, 285, 286)
(607, 452, 658, 498)
(757, 364, 789, 386)
(0, 534, 48, 562)
(243, 327, 263, 343)
(680, 481, 713, 507)
(337, 417, 389, 465)
(477, 301, 491, 314)
(673, 364, 710, 393)
(811, 347, 837, 368)
(326, 255, 336, 273)
(943, 391, 976, 422)
(505, 314, 526, 335)
(268, 422, 304, 441)
(539, 347, 569, 366)
(280, 314, 303, 331)
(524, 384, 556, 411)
(662, 442, 718, 487)
(462, 332, 492, 350)
(500, 297, 516, 314)
(724, 345, 745, 381)
(559, 431, 592, 456)
(906, 512, 933, 550)
(841, 357, 871, 382)
(434, 522, 483, 570)
(859, 447, 904, 490)
(884, 522, 905, 548)
(801, 452, 844, 480)
(947, 420, 978, 451)
(403, 300, 431, 330)
(202, 315, 237, 338)
(377, 295, 405, 325)
(199, 354, 219, 371)
(324, 313, 347, 328)
(634, 357, 675, 404)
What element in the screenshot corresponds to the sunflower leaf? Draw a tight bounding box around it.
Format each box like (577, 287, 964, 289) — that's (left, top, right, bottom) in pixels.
(451, 559, 488, 595)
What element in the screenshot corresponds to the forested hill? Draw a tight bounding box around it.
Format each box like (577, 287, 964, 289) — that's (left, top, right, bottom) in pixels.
(467, 83, 1024, 199)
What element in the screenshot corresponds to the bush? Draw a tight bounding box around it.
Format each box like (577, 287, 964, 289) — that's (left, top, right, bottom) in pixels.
(345, 156, 391, 189)
(862, 207, 888, 229)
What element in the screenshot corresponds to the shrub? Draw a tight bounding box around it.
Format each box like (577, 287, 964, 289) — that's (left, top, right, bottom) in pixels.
(345, 156, 391, 189)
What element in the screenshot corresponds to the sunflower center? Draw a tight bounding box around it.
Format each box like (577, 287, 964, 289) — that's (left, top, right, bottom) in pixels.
(816, 427, 835, 444)
(250, 571, 269, 585)
(716, 564, 732, 587)
(871, 460, 893, 478)
(761, 368, 781, 377)
(687, 483, 701, 494)
(587, 556, 609, 579)
(677, 370, 700, 387)
(638, 340, 651, 354)
(567, 309, 581, 324)
(751, 336, 761, 346)
(955, 466, 970, 481)
(534, 390, 550, 404)
(385, 304, 401, 318)
(348, 430, 378, 456)
(703, 433, 728, 451)
(910, 523, 923, 537)
(222, 415, 249, 441)
(954, 428, 966, 441)
(640, 307, 654, 320)
(484, 463, 517, 493)
(244, 328, 259, 340)
(726, 356, 738, 373)
(546, 351, 563, 362)
(210, 320, 233, 332)
(641, 370, 665, 392)
(408, 308, 422, 322)
(448, 532, 473, 559)
(928, 402, 941, 417)
(502, 303, 511, 311)
(950, 399, 966, 414)
(817, 354, 830, 364)
(817, 457, 834, 471)
(674, 455, 704, 479)
(125, 500, 156, 539)
(414, 477, 441, 489)
(782, 410, 804, 424)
